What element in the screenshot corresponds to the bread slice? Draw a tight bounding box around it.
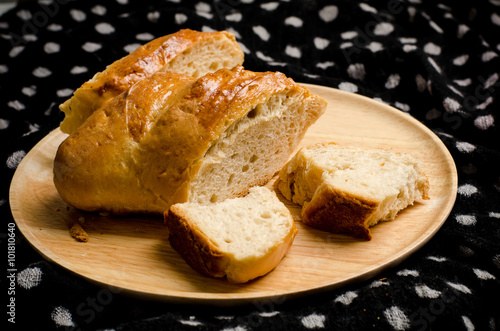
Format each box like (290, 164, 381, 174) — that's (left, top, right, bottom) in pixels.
(165, 186, 297, 283)
(278, 143, 430, 240)
(59, 29, 244, 134)
(53, 66, 326, 214)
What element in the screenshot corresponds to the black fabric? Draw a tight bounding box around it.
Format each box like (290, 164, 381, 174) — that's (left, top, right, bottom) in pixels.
(2, 0, 500, 330)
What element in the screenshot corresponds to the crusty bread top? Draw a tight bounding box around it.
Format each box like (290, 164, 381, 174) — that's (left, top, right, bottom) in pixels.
(165, 186, 297, 283)
(54, 71, 196, 214)
(59, 29, 244, 134)
(54, 66, 325, 215)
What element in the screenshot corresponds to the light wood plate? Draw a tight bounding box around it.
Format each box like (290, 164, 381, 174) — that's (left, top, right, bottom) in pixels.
(10, 84, 457, 305)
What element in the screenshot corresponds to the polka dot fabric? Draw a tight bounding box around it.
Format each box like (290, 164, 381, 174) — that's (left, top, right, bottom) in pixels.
(1, 0, 499, 330)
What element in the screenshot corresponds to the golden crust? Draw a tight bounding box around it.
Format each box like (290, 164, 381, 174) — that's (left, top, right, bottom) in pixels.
(53, 65, 319, 214)
(164, 208, 230, 279)
(59, 29, 244, 133)
(54, 71, 196, 214)
(302, 184, 378, 240)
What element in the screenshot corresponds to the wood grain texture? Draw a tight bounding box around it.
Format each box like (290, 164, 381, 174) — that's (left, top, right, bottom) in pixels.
(9, 84, 457, 305)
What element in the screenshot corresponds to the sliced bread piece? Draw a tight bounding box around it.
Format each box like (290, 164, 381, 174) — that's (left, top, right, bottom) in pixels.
(164, 186, 297, 283)
(278, 143, 430, 240)
(59, 29, 244, 134)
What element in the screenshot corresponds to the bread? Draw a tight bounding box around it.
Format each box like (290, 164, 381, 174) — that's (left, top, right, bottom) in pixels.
(59, 29, 244, 134)
(165, 186, 297, 283)
(277, 143, 430, 240)
(53, 65, 327, 214)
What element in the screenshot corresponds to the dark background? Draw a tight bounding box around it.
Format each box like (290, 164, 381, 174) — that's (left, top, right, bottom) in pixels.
(1, 1, 499, 330)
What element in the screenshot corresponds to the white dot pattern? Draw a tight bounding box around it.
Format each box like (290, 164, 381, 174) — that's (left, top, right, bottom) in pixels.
(51, 306, 75, 327)
(366, 42, 383, 52)
(458, 184, 479, 197)
(253, 25, 270, 41)
(21, 85, 36, 97)
(347, 63, 365, 80)
(385, 74, 400, 89)
(384, 306, 410, 331)
(43, 42, 60, 54)
(473, 268, 496, 280)
(424, 42, 441, 55)
(9, 45, 24, 57)
(334, 291, 358, 305)
(175, 13, 187, 25)
(314, 37, 330, 50)
(284, 16, 303, 28)
(301, 314, 326, 328)
(32, 67, 51, 78)
(70, 9, 86, 22)
(397, 269, 420, 277)
(95, 22, 115, 34)
(446, 281, 472, 294)
(17, 266, 43, 289)
(415, 284, 441, 298)
(70, 66, 88, 74)
(456, 214, 477, 226)
(82, 41, 101, 52)
(374, 22, 394, 36)
(319, 6, 338, 22)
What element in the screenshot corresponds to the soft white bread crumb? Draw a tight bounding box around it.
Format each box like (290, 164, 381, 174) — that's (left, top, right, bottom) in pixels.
(188, 90, 326, 205)
(278, 143, 430, 240)
(165, 186, 298, 283)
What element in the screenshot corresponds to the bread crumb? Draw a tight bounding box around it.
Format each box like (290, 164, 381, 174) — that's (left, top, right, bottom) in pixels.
(66, 216, 89, 242)
(69, 223, 89, 242)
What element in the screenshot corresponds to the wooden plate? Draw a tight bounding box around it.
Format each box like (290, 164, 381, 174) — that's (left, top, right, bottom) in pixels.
(9, 84, 457, 305)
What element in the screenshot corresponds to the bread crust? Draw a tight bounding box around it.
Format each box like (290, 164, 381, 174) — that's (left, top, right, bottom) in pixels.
(53, 71, 196, 214)
(59, 29, 244, 133)
(164, 208, 230, 278)
(302, 184, 378, 240)
(54, 66, 325, 214)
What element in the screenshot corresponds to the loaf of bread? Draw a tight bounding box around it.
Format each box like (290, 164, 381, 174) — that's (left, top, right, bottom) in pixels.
(278, 143, 430, 240)
(59, 29, 244, 134)
(165, 186, 297, 283)
(53, 65, 327, 214)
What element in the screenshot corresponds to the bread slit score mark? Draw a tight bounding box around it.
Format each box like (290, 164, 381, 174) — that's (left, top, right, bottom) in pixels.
(59, 29, 244, 134)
